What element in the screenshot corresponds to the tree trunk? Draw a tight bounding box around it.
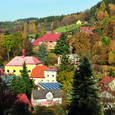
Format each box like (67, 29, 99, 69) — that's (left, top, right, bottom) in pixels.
(7, 50, 9, 61)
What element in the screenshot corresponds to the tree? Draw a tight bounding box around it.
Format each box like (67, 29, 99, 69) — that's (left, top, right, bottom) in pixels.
(23, 39, 33, 56)
(100, 1, 106, 11)
(109, 68, 115, 77)
(0, 61, 3, 66)
(67, 56, 104, 115)
(30, 79, 37, 90)
(54, 33, 70, 55)
(2, 35, 14, 61)
(4, 30, 10, 35)
(95, 27, 102, 36)
(0, 77, 17, 115)
(36, 43, 48, 65)
(26, 34, 29, 40)
(21, 61, 32, 97)
(35, 33, 39, 40)
(57, 53, 74, 74)
(102, 16, 109, 30)
(10, 75, 26, 95)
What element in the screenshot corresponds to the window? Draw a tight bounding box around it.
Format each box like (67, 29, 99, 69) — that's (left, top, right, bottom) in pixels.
(50, 45, 52, 48)
(47, 80, 49, 83)
(47, 75, 49, 77)
(45, 41, 48, 44)
(52, 80, 54, 82)
(13, 70, 16, 72)
(50, 41, 52, 43)
(52, 75, 54, 77)
(7, 70, 9, 72)
(102, 93, 106, 98)
(19, 70, 22, 73)
(34, 79, 36, 81)
(41, 80, 43, 82)
(28, 70, 31, 72)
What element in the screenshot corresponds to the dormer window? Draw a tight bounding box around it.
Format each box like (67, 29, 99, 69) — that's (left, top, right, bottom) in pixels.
(28, 70, 31, 72)
(50, 41, 52, 43)
(13, 70, 16, 72)
(7, 70, 9, 72)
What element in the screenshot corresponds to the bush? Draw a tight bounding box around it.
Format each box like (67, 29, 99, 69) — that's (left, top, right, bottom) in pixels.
(0, 61, 3, 66)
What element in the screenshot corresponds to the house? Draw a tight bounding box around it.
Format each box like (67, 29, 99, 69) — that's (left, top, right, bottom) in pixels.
(5, 49, 42, 76)
(100, 76, 115, 91)
(37, 82, 61, 90)
(57, 54, 79, 65)
(99, 84, 115, 110)
(30, 66, 57, 84)
(32, 30, 73, 50)
(31, 89, 62, 106)
(79, 27, 92, 34)
(32, 30, 60, 50)
(76, 20, 81, 25)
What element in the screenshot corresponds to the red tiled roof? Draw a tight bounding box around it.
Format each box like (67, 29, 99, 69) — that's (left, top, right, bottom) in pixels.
(5, 56, 42, 66)
(79, 27, 90, 30)
(30, 66, 49, 78)
(100, 76, 115, 85)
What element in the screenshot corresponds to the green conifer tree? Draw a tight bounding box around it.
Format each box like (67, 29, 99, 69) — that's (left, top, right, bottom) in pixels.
(10, 75, 26, 94)
(54, 33, 70, 55)
(57, 53, 74, 74)
(109, 68, 115, 78)
(67, 56, 104, 115)
(36, 43, 48, 65)
(21, 61, 32, 97)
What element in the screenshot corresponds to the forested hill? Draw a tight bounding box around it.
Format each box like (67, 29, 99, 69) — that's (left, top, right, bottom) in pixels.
(1, 0, 115, 34)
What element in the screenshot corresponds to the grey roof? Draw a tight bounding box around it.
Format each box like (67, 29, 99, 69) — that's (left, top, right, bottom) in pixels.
(32, 89, 62, 99)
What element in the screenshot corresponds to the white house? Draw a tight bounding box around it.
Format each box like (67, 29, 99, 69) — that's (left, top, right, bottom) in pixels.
(30, 66, 57, 85)
(31, 89, 62, 106)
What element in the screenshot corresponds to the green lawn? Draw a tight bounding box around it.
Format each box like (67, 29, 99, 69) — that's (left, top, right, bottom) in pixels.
(53, 24, 81, 33)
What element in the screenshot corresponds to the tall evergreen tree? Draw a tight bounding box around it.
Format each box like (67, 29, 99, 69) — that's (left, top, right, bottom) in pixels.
(67, 56, 104, 115)
(109, 68, 115, 77)
(10, 75, 26, 94)
(57, 53, 74, 74)
(21, 61, 32, 97)
(36, 43, 48, 65)
(54, 33, 70, 55)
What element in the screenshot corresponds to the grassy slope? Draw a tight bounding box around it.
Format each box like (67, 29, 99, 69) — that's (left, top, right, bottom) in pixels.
(53, 24, 81, 33)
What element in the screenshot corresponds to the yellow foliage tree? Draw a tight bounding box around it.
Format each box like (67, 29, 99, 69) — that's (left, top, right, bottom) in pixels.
(108, 51, 115, 64)
(100, 1, 106, 11)
(58, 70, 74, 92)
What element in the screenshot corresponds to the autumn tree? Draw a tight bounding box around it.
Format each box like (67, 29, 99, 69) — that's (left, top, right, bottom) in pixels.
(72, 31, 90, 58)
(100, 1, 106, 12)
(102, 16, 109, 30)
(2, 35, 14, 61)
(23, 39, 33, 56)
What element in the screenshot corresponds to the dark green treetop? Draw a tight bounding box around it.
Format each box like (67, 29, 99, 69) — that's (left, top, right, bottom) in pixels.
(36, 43, 48, 65)
(21, 61, 32, 97)
(67, 56, 104, 115)
(54, 33, 70, 55)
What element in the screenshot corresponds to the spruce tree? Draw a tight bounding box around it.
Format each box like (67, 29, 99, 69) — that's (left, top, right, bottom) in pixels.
(57, 53, 74, 74)
(54, 33, 70, 55)
(10, 75, 26, 94)
(21, 61, 32, 97)
(36, 43, 48, 65)
(67, 56, 104, 115)
(109, 68, 115, 78)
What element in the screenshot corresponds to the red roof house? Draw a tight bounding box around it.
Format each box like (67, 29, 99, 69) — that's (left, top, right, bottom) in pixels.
(30, 66, 49, 78)
(100, 76, 115, 85)
(32, 30, 73, 50)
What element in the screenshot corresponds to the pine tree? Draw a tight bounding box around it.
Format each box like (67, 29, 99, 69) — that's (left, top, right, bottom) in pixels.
(67, 56, 104, 115)
(10, 75, 26, 94)
(36, 43, 48, 65)
(109, 68, 115, 77)
(54, 33, 70, 55)
(21, 61, 32, 97)
(57, 53, 74, 74)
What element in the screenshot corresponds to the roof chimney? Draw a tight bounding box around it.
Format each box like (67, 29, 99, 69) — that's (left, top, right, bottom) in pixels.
(22, 49, 25, 58)
(51, 30, 54, 34)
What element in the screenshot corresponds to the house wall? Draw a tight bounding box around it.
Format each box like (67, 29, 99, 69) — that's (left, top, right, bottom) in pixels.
(30, 71, 57, 85)
(100, 91, 115, 98)
(108, 79, 115, 91)
(32, 98, 62, 106)
(39, 41, 57, 50)
(5, 64, 42, 76)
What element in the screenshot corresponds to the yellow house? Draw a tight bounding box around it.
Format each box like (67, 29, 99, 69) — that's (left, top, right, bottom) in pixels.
(76, 20, 81, 25)
(5, 49, 42, 76)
